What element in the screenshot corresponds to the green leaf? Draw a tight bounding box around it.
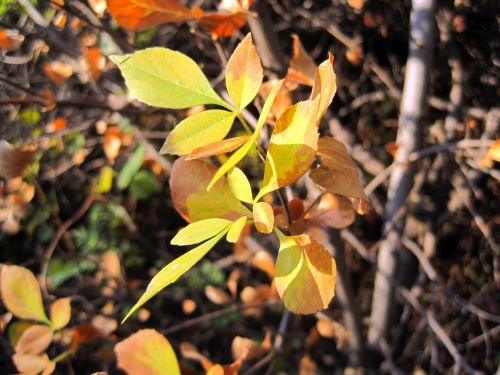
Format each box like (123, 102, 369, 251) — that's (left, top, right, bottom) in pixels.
(160, 110, 236, 156)
(171, 218, 232, 246)
(110, 48, 230, 110)
(228, 167, 253, 203)
(226, 216, 247, 243)
(117, 144, 145, 190)
(226, 34, 263, 112)
(130, 170, 159, 199)
(122, 230, 228, 323)
(207, 79, 284, 191)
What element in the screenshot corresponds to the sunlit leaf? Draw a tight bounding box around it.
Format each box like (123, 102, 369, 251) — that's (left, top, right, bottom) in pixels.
(256, 98, 320, 200)
(106, 0, 193, 31)
(305, 193, 355, 229)
(187, 135, 250, 160)
(171, 218, 232, 246)
(15, 324, 53, 355)
(310, 54, 336, 124)
(259, 79, 293, 119)
(275, 232, 336, 314)
(226, 33, 263, 111)
(123, 230, 228, 322)
(111, 48, 228, 109)
(0, 141, 35, 179)
(253, 201, 274, 234)
(12, 353, 55, 375)
(207, 79, 284, 190)
(228, 167, 253, 203)
(0, 265, 50, 324)
(309, 137, 371, 214)
(160, 110, 236, 156)
(196, 10, 247, 39)
(50, 298, 71, 330)
(170, 158, 251, 222)
(226, 216, 247, 243)
(115, 329, 180, 375)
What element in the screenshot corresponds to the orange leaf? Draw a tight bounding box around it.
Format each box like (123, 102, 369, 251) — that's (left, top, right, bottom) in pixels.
(43, 61, 73, 84)
(85, 47, 105, 81)
(0, 29, 24, 51)
(115, 329, 180, 375)
(250, 250, 275, 278)
(15, 325, 53, 355)
(197, 11, 247, 39)
(309, 137, 371, 214)
(169, 157, 251, 222)
(205, 285, 231, 305)
(187, 135, 250, 160)
(259, 79, 293, 119)
(231, 332, 271, 362)
(106, 0, 193, 31)
(180, 341, 213, 370)
(0, 141, 35, 179)
(275, 233, 336, 314)
(286, 34, 317, 86)
(50, 298, 71, 330)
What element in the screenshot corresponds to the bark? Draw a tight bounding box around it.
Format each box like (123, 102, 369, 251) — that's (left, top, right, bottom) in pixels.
(368, 0, 437, 345)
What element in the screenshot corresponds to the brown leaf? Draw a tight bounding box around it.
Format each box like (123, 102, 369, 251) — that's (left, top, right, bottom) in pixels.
(187, 135, 250, 160)
(309, 137, 371, 214)
(69, 323, 104, 350)
(180, 341, 213, 370)
(196, 10, 247, 39)
(305, 193, 355, 229)
(0, 141, 35, 179)
(15, 324, 53, 355)
(231, 332, 271, 362)
(286, 34, 317, 86)
(106, 0, 193, 31)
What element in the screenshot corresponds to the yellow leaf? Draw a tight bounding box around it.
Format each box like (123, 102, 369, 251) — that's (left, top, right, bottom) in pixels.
(50, 298, 71, 330)
(170, 158, 251, 222)
(111, 48, 229, 110)
(256, 98, 320, 200)
(123, 230, 228, 323)
(187, 135, 250, 160)
(309, 137, 371, 214)
(106, 0, 193, 31)
(310, 54, 336, 124)
(115, 329, 180, 375)
(253, 201, 274, 234)
(15, 324, 53, 355)
(228, 167, 253, 203)
(171, 218, 232, 246)
(226, 216, 247, 243)
(0, 265, 50, 324)
(160, 110, 236, 156)
(275, 232, 336, 314)
(207, 79, 284, 190)
(226, 33, 263, 111)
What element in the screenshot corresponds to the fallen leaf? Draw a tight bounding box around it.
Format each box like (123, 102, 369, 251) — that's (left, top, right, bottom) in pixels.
(106, 0, 193, 31)
(182, 299, 197, 314)
(0, 29, 24, 51)
(231, 332, 271, 362)
(115, 329, 180, 375)
(205, 285, 231, 305)
(250, 250, 275, 278)
(286, 34, 317, 86)
(43, 61, 73, 84)
(0, 141, 35, 179)
(91, 315, 117, 335)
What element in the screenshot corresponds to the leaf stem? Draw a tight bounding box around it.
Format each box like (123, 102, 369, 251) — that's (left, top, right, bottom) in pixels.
(237, 113, 253, 135)
(52, 349, 74, 363)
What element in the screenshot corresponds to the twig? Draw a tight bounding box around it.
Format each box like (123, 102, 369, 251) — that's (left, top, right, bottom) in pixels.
(39, 195, 95, 296)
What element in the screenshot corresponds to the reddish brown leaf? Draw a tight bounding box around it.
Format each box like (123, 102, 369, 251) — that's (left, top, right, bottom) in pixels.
(286, 34, 317, 86)
(0, 141, 35, 179)
(305, 193, 355, 229)
(106, 0, 193, 31)
(187, 135, 250, 160)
